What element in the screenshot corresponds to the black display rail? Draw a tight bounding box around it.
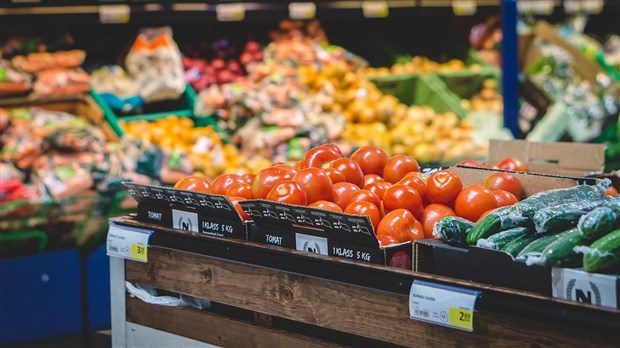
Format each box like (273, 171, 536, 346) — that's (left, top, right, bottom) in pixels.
(111, 215, 620, 346)
(0, 0, 506, 26)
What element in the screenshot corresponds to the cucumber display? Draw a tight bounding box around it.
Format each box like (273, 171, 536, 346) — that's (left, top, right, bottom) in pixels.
(434, 216, 474, 244)
(527, 229, 585, 267)
(476, 227, 530, 250)
(581, 229, 620, 273)
(501, 234, 537, 258)
(516, 229, 574, 260)
(533, 196, 618, 234)
(578, 200, 620, 240)
(466, 181, 610, 245)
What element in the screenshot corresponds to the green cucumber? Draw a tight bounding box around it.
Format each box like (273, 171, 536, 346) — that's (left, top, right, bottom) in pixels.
(476, 227, 530, 250)
(516, 229, 574, 260)
(434, 216, 474, 244)
(466, 181, 610, 245)
(581, 229, 620, 273)
(533, 196, 618, 234)
(528, 229, 585, 267)
(578, 201, 620, 240)
(501, 235, 538, 257)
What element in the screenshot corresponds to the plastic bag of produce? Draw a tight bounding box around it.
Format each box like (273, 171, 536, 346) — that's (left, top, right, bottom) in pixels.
(32, 68, 90, 96)
(578, 201, 620, 240)
(533, 196, 619, 233)
(11, 50, 85, 73)
(90, 65, 142, 113)
(33, 162, 93, 200)
(125, 27, 185, 103)
(126, 282, 210, 309)
(0, 59, 32, 97)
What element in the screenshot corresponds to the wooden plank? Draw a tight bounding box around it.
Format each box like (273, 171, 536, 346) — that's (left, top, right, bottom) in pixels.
(126, 296, 335, 348)
(126, 248, 619, 347)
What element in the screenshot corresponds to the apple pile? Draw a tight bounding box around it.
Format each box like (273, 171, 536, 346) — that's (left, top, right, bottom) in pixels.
(173, 144, 526, 247)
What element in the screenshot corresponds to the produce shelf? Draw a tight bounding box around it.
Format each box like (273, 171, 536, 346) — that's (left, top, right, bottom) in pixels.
(110, 216, 619, 347)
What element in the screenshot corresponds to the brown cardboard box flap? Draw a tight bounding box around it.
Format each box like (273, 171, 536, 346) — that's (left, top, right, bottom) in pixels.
(487, 139, 605, 176)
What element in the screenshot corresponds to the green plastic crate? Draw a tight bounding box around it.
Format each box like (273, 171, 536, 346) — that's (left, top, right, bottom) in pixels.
(91, 84, 198, 137)
(436, 67, 501, 100)
(369, 73, 469, 119)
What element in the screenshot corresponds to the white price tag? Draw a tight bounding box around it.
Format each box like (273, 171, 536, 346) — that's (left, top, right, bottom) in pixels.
(289, 2, 316, 20)
(581, 0, 604, 14)
(106, 224, 152, 263)
(295, 233, 328, 256)
(99, 5, 130, 24)
(362, 1, 389, 18)
(452, 0, 477, 16)
(216, 3, 245, 22)
(532, 0, 555, 15)
(409, 280, 479, 332)
(552, 268, 618, 309)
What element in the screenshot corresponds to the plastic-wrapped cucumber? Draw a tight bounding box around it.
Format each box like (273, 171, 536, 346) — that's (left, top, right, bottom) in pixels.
(533, 196, 618, 234)
(501, 235, 538, 257)
(526, 229, 585, 266)
(578, 229, 620, 273)
(578, 200, 620, 240)
(466, 180, 610, 245)
(434, 216, 474, 244)
(476, 227, 530, 250)
(516, 229, 574, 260)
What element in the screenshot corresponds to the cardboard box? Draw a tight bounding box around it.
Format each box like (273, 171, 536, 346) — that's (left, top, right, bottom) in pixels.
(124, 182, 248, 240)
(239, 200, 412, 269)
(487, 139, 606, 177)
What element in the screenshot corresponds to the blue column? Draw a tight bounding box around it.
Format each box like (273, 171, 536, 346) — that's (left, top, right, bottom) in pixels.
(501, 0, 520, 138)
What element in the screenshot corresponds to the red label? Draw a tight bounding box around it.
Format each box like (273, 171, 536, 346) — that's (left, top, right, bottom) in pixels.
(389, 251, 411, 269)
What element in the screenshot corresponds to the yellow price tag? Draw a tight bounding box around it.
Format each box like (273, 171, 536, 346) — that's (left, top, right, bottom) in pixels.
(448, 307, 473, 331)
(131, 243, 148, 261)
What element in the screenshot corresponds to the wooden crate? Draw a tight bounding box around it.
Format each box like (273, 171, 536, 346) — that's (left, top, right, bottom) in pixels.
(111, 217, 620, 347)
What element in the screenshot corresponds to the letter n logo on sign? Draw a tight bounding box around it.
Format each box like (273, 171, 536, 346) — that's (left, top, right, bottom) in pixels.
(172, 210, 199, 232)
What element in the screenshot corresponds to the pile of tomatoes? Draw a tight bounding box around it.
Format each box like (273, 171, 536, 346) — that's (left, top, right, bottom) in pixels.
(173, 143, 525, 248)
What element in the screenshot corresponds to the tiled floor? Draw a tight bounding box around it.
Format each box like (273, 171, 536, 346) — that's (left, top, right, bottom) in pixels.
(4, 331, 111, 348)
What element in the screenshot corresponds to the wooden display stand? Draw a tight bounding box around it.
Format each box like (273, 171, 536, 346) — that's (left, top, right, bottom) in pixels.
(110, 217, 619, 347)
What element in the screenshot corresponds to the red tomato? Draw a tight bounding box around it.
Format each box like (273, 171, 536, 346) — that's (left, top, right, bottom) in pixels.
(483, 172, 523, 199)
(294, 160, 302, 171)
(377, 234, 398, 247)
(229, 196, 251, 221)
(455, 184, 498, 222)
(308, 200, 342, 212)
(266, 180, 308, 206)
(364, 181, 392, 199)
(364, 174, 384, 187)
(420, 204, 456, 239)
(605, 186, 618, 196)
(323, 143, 343, 156)
(484, 163, 501, 170)
(225, 182, 254, 199)
(426, 170, 462, 205)
(345, 189, 381, 211)
(252, 167, 295, 199)
(293, 168, 334, 203)
(497, 157, 527, 172)
(271, 163, 297, 175)
(456, 159, 484, 168)
(382, 184, 424, 217)
(324, 168, 346, 184)
(350, 146, 388, 176)
(240, 173, 256, 185)
(210, 174, 244, 195)
(404, 171, 428, 182)
(492, 190, 519, 207)
(397, 175, 428, 204)
(173, 176, 212, 193)
(478, 209, 493, 221)
(383, 155, 420, 183)
(328, 158, 364, 188)
(333, 182, 361, 209)
(301, 145, 342, 169)
(345, 201, 381, 231)
(377, 209, 424, 243)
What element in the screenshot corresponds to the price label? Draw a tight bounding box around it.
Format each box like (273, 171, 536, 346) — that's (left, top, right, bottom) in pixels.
(99, 5, 130, 24)
(289, 2, 316, 20)
(216, 3, 245, 22)
(362, 1, 389, 18)
(107, 223, 152, 263)
(409, 280, 479, 332)
(452, 0, 477, 16)
(564, 0, 603, 14)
